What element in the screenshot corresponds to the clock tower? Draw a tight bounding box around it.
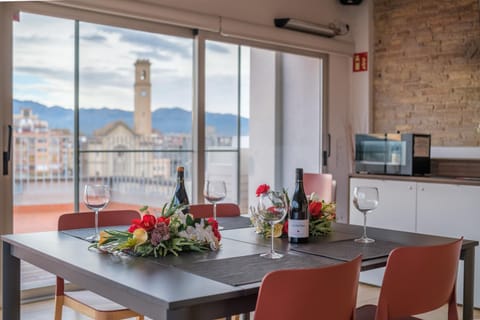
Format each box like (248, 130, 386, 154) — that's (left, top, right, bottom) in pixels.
(134, 59, 152, 136)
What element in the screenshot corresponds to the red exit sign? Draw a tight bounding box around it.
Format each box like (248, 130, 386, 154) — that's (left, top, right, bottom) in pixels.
(353, 52, 368, 72)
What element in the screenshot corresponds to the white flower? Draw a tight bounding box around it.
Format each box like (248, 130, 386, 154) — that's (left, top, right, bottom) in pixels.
(309, 192, 320, 202)
(178, 222, 218, 250)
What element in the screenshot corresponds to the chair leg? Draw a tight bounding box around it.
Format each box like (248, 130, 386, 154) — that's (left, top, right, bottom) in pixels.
(54, 295, 64, 320)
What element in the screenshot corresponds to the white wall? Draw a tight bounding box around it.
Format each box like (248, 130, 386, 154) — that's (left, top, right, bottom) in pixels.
(344, 0, 373, 134)
(328, 54, 353, 223)
(139, 0, 356, 36)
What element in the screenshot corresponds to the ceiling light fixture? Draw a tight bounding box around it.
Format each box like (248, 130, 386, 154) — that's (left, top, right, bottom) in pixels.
(274, 18, 346, 38)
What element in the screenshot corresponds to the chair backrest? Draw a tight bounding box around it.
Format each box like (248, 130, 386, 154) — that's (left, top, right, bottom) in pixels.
(58, 210, 141, 231)
(303, 172, 335, 202)
(189, 203, 241, 218)
(375, 238, 463, 320)
(254, 255, 362, 320)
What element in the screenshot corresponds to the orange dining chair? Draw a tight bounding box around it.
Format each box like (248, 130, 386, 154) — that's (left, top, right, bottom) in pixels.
(254, 255, 362, 320)
(303, 172, 335, 202)
(356, 237, 463, 320)
(189, 203, 241, 218)
(55, 210, 144, 320)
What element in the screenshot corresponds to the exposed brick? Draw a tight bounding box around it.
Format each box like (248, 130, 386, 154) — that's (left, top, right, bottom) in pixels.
(374, 0, 480, 146)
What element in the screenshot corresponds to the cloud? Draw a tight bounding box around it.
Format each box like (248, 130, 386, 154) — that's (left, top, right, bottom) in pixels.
(130, 49, 173, 62)
(79, 67, 131, 88)
(13, 13, 244, 115)
(80, 34, 108, 43)
(15, 66, 72, 82)
(206, 42, 230, 54)
(98, 26, 192, 59)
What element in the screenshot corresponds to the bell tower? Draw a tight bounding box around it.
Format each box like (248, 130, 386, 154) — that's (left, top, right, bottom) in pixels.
(134, 59, 152, 136)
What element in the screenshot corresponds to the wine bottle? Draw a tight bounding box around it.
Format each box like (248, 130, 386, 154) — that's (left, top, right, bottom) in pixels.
(288, 168, 309, 243)
(173, 166, 190, 213)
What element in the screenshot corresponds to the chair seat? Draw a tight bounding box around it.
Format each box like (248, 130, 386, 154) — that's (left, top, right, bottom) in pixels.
(65, 290, 130, 312)
(356, 303, 428, 320)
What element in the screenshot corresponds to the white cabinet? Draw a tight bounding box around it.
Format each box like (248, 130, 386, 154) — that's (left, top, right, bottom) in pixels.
(349, 178, 417, 232)
(349, 177, 480, 307)
(417, 182, 480, 307)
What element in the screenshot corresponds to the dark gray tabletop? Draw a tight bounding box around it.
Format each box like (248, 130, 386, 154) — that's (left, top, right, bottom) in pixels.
(2, 221, 478, 320)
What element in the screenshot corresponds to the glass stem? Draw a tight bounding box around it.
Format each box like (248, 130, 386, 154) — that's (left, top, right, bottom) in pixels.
(362, 211, 368, 239)
(213, 202, 217, 220)
(271, 222, 275, 253)
(95, 210, 99, 237)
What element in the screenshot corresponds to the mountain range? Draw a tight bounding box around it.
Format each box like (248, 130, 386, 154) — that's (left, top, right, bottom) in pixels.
(13, 99, 249, 137)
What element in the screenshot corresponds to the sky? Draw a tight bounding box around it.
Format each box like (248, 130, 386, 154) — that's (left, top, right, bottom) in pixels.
(13, 12, 250, 117)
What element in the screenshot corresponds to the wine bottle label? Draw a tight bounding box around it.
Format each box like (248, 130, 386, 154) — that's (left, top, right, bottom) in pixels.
(288, 219, 309, 238)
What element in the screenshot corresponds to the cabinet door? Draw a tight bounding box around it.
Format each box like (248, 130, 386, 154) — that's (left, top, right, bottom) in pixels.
(349, 178, 417, 287)
(349, 178, 417, 232)
(417, 182, 480, 307)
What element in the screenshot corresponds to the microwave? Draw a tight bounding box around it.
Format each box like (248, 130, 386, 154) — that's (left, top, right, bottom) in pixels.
(355, 133, 431, 176)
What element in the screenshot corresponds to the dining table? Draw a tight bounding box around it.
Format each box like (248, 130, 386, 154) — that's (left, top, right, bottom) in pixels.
(2, 217, 478, 320)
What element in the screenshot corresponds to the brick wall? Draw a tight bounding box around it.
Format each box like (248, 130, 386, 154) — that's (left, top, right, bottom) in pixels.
(373, 0, 480, 146)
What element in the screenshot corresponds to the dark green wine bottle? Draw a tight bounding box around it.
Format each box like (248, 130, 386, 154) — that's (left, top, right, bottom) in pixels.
(173, 166, 190, 213)
(288, 168, 309, 243)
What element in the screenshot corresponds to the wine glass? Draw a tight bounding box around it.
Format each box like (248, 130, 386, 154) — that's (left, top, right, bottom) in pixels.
(257, 191, 288, 259)
(204, 180, 227, 228)
(83, 184, 111, 241)
(352, 186, 379, 243)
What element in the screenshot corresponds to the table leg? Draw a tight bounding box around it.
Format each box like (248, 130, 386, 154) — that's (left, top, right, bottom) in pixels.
(462, 246, 475, 320)
(2, 242, 20, 320)
(239, 313, 250, 320)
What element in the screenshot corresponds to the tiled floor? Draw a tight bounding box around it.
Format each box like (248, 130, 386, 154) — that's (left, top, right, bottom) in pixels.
(3, 284, 479, 319)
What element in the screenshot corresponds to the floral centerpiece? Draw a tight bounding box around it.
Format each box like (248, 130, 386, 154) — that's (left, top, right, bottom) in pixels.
(92, 202, 221, 257)
(251, 184, 336, 238)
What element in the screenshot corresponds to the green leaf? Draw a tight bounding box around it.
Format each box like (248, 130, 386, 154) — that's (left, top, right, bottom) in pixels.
(186, 214, 194, 226)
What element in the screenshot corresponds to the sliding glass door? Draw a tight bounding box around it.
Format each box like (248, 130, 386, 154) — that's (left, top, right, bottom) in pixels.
(8, 4, 327, 298)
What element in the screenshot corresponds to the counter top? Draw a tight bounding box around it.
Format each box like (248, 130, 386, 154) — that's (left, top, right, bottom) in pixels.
(350, 173, 480, 186)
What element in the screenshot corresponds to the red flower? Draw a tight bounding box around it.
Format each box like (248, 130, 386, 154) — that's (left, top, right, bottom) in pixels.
(282, 220, 289, 234)
(207, 218, 221, 241)
(207, 217, 218, 230)
(256, 184, 270, 197)
(309, 201, 323, 218)
(128, 218, 143, 232)
(157, 216, 170, 226)
(141, 214, 157, 231)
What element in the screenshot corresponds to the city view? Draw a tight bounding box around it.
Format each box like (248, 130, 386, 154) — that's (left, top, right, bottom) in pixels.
(13, 93, 248, 208)
(12, 12, 250, 233)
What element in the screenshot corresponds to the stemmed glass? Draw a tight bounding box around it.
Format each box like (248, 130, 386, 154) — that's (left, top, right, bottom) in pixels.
(257, 191, 288, 259)
(84, 184, 111, 241)
(204, 180, 227, 228)
(352, 186, 379, 243)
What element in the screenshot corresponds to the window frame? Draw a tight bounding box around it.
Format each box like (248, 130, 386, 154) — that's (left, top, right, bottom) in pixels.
(2, 1, 330, 217)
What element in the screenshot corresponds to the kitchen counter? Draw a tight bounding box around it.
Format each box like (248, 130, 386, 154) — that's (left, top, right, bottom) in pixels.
(350, 173, 480, 186)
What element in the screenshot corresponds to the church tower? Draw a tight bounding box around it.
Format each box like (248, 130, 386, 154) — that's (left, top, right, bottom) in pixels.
(134, 59, 152, 136)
